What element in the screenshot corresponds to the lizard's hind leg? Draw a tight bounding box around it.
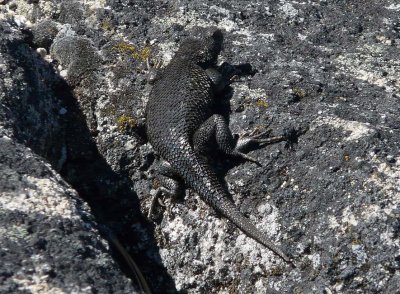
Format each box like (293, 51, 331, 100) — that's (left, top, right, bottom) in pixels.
(148, 161, 184, 218)
(193, 114, 286, 166)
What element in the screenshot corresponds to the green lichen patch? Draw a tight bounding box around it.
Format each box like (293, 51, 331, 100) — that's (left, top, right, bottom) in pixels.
(291, 87, 307, 102)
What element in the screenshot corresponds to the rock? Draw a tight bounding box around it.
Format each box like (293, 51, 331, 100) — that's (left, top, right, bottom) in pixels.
(31, 20, 59, 50)
(35, 47, 46, 57)
(50, 35, 101, 85)
(1, 0, 399, 293)
(0, 19, 141, 293)
(0, 134, 138, 293)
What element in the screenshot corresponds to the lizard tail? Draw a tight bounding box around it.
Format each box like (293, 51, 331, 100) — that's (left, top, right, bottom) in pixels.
(210, 194, 293, 265)
(173, 151, 294, 265)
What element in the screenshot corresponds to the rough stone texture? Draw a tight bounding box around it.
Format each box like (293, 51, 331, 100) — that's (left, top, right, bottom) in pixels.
(50, 35, 102, 86)
(31, 19, 59, 50)
(0, 19, 139, 293)
(1, 0, 399, 293)
(0, 135, 137, 293)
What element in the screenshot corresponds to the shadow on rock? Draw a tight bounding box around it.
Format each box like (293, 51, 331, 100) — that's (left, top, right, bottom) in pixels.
(4, 25, 177, 293)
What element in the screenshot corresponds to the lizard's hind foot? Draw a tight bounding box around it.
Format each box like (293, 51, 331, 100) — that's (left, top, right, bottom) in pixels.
(148, 162, 184, 219)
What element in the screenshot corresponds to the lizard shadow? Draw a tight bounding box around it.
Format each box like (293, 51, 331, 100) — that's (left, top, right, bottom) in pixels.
(207, 62, 273, 196)
(5, 28, 178, 293)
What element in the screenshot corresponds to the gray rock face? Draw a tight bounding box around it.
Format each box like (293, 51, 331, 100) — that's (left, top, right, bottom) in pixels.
(0, 0, 399, 293)
(0, 20, 140, 293)
(0, 135, 137, 293)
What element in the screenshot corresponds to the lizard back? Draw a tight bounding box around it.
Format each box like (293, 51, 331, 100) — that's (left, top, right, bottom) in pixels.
(146, 30, 222, 161)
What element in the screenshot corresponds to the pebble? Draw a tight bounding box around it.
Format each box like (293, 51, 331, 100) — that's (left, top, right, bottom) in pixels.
(36, 47, 47, 58)
(60, 69, 68, 78)
(386, 155, 396, 163)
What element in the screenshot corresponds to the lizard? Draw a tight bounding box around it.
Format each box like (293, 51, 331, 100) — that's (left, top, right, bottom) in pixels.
(145, 27, 293, 265)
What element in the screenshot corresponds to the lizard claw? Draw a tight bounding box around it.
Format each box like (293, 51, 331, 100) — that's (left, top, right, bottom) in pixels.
(148, 188, 162, 218)
(147, 57, 163, 84)
(229, 74, 239, 82)
(231, 151, 262, 166)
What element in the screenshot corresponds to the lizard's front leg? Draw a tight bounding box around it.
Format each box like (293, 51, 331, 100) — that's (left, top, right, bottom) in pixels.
(205, 62, 237, 93)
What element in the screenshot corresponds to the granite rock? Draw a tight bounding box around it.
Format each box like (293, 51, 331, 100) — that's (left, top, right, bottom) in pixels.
(0, 0, 399, 293)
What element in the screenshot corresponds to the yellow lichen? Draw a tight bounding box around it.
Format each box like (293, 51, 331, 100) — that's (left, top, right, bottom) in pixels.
(101, 18, 112, 31)
(117, 114, 137, 132)
(268, 266, 285, 276)
(113, 42, 151, 61)
(113, 42, 136, 55)
(343, 154, 351, 161)
(292, 87, 306, 99)
(139, 46, 151, 60)
(255, 98, 269, 108)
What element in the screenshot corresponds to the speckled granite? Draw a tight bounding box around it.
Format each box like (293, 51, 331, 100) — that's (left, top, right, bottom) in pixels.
(0, 0, 399, 293)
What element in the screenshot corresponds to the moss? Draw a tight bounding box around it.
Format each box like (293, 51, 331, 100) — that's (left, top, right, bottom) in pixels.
(116, 114, 137, 133)
(113, 42, 151, 61)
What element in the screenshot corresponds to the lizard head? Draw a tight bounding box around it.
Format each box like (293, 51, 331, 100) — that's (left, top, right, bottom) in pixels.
(177, 28, 223, 66)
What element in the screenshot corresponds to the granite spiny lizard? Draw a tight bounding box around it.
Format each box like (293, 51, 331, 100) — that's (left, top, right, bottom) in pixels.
(146, 28, 292, 264)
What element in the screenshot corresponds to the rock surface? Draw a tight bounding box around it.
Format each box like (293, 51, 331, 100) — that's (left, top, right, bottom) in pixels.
(0, 134, 138, 293)
(0, 19, 139, 293)
(1, 0, 399, 293)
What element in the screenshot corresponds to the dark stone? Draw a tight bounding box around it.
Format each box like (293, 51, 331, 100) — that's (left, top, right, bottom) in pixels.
(31, 20, 59, 50)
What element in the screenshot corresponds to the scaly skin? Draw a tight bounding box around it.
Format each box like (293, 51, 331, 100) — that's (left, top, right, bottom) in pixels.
(146, 28, 292, 264)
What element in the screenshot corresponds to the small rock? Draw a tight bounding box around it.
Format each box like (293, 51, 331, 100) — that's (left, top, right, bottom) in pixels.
(36, 47, 47, 58)
(59, 108, 67, 115)
(386, 155, 396, 163)
(257, 203, 273, 215)
(13, 15, 27, 27)
(59, 69, 68, 78)
(8, 2, 16, 10)
(31, 20, 59, 50)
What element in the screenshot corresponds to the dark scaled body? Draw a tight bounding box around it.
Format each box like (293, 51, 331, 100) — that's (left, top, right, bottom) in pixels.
(146, 29, 292, 264)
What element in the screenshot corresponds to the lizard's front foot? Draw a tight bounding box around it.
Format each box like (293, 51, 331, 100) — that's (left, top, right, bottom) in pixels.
(146, 57, 163, 84)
